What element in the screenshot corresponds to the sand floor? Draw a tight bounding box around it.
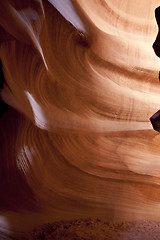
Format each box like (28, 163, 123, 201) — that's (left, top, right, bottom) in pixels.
(21, 218, 160, 240)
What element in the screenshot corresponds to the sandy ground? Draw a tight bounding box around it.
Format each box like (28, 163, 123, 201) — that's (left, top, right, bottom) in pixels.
(20, 218, 160, 240)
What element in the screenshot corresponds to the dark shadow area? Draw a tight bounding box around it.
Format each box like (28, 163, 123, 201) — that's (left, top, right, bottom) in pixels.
(152, 6, 160, 57)
(150, 6, 160, 131)
(0, 59, 9, 117)
(0, 108, 39, 239)
(150, 109, 160, 132)
(0, 108, 38, 211)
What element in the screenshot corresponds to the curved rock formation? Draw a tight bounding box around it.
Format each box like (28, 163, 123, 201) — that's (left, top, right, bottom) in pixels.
(0, 0, 160, 239)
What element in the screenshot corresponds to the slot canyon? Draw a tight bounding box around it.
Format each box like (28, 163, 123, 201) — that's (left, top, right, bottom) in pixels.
(1, 0, 160, 239)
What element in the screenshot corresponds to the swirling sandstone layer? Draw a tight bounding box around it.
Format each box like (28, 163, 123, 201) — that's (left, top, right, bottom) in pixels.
(0, 0, 160, 239)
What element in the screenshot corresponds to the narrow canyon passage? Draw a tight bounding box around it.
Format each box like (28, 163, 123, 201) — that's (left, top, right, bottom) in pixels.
(0, 0, 160, 239)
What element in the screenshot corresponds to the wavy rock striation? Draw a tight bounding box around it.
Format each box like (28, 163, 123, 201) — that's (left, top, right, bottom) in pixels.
(0, 0, 160, 239)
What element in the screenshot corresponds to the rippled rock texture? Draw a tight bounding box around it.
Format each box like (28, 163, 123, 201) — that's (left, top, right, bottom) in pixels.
(1, 0, 160, 239)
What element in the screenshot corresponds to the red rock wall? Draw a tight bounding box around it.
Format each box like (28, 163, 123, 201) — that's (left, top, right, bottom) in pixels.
(0, 0, 160, 238)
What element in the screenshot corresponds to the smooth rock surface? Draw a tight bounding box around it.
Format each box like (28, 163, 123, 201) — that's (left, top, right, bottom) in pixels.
(0, 0, 160, 239)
